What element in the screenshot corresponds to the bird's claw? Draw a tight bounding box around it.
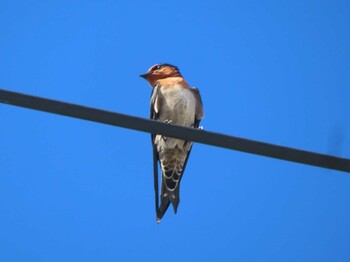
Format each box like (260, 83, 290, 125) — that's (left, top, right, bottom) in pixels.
(163, 119, 172, 124)
(162, 120, 172, 141)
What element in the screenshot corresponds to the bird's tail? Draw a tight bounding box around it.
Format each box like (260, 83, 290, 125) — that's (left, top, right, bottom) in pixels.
(156, 147, 186, 222)
(157, 181, 180, 222)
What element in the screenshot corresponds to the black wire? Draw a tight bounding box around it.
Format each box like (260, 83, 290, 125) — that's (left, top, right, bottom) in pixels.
(1, 88, 349, 173)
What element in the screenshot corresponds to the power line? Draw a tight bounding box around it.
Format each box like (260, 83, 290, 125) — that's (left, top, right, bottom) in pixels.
(1, 88, 349, 173)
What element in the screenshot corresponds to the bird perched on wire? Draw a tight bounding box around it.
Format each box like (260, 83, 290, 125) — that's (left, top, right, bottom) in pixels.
(140, 63, 204, 223)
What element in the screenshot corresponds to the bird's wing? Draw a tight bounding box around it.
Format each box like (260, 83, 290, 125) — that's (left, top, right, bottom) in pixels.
(150, 85, 167, 220)
(191, 87, 204, 127)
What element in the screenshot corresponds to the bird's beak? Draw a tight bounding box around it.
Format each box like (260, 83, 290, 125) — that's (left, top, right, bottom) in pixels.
(140, 73, 149, 79)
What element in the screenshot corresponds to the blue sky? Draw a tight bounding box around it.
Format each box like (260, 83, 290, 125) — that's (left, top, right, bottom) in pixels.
(1, 0, 350, 261)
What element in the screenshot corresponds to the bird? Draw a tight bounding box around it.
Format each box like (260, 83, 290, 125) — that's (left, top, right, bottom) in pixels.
(140, 63, 204, 222)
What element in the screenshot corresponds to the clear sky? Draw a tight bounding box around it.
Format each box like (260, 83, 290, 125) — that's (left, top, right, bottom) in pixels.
(1, 0, 350, 261)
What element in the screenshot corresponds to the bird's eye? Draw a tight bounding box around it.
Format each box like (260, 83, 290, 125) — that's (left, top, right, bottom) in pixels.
(150, 64, 163, 71)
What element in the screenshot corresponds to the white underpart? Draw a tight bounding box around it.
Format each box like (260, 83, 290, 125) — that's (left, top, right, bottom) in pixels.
(155, 85, 196, 150)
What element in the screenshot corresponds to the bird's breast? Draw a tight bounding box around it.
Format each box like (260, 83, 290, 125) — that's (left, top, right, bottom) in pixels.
(159, 86, 196, 126)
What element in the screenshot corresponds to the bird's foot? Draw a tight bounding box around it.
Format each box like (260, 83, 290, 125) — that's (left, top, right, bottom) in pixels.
(162, 119, 172, 140)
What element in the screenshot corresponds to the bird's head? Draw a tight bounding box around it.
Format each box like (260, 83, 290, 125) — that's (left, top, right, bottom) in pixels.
(140, 63, 181, 87)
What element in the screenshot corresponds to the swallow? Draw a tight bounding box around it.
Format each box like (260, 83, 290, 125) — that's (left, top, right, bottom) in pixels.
(140, 63, 204, 222)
